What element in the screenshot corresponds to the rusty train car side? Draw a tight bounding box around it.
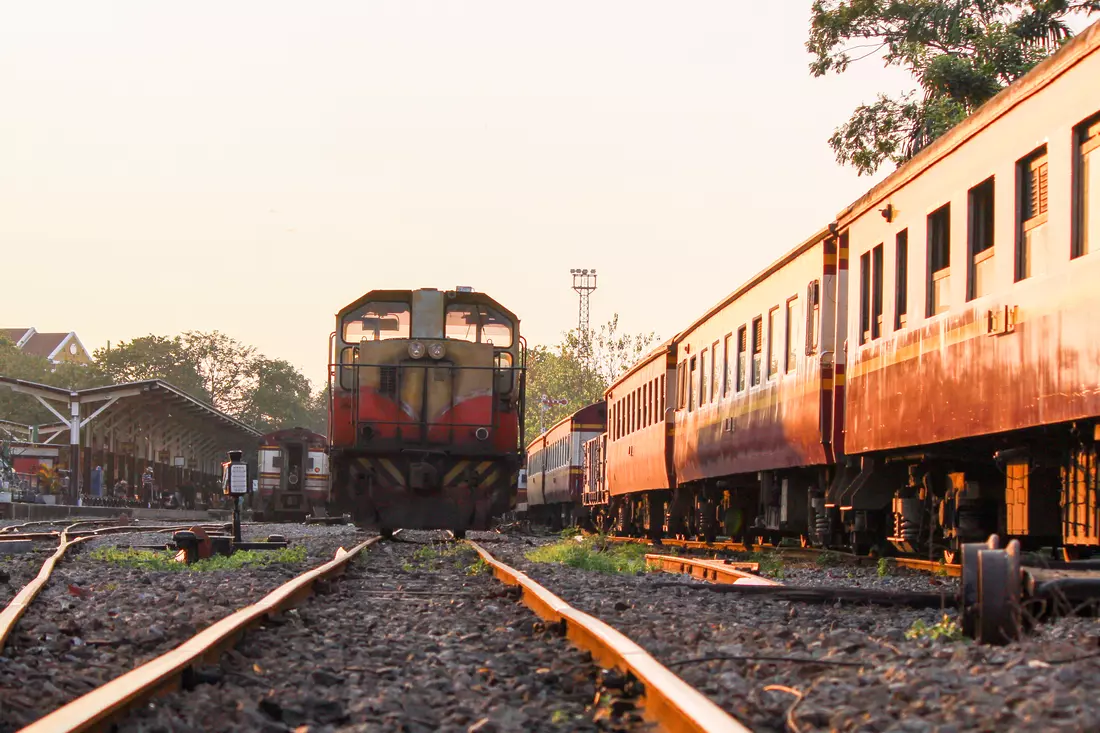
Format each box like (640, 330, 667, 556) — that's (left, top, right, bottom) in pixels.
(829, 20, 1100, 556)
(576, 20, 1100, 559)
(595, 341, 676, 536)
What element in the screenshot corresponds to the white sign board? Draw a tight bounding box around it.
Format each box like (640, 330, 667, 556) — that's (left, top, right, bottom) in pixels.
(229, 463, 249, 495)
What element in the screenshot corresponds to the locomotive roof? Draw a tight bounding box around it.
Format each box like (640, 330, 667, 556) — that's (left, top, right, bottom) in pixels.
(336, 288, 519, 325)
(836, 18, 1100, 227)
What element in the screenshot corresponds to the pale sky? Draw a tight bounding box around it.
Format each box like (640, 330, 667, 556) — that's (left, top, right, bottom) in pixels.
(1, 1, 913, 388)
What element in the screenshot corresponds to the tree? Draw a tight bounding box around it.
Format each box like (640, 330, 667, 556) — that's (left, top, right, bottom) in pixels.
(240, 357, 316, 434)
(182, 330, 256, 414)
(808, 1, 1100, 175)
(92, 335, 207, 398)
(523, 316, 657, 444)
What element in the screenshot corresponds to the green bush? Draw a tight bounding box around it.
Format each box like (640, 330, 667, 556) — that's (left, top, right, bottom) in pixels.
(526, 535, 652, 575)
(89, 544, 308, 572)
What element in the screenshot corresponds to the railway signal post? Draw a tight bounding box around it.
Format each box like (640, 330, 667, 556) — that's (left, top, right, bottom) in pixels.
(223, 449, 250, 544)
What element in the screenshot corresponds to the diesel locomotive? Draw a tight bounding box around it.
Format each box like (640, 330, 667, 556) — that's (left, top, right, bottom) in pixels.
(328, 287, 525, 536)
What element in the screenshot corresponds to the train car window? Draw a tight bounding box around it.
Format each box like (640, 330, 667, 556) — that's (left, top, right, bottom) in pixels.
(272, 454, 283, 469)
(700, 348, 709, 406)
(895, 231, 909, 329)
(751, 318, 763, 386)
(721, 335, 732, 397)
(659, 373, 666, 416)
(736, 326, 747, 392)
(1017, 147, 1049, 280)
(444, 304, 513, 347)
(689, 356, 698, 411)
(872, 244, 884, 338)
(343, 302, 411, 342)
(785, 297, 798, 372)
(927, 204, 952, 316)
(710, 341, 720, 401)
(1075, 114, 1100, 258)
(968, 178, 996, 300)
(767, 309, 780, 379)
(638, 385, 644, 428)
(859, 251, 871, 344)
(804, 280, 820, 355)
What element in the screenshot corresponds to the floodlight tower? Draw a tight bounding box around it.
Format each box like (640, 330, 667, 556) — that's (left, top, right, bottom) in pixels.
(570, 268, 598, 339)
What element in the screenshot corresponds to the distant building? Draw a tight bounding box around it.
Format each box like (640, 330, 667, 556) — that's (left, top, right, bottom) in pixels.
(0, 328, 93, 365)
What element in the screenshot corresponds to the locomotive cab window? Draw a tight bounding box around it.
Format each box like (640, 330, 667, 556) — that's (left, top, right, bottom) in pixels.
(343, 301, 411, 342)
(968, 178, 995, 300)
(1017, 147, 1048, 280)
(445, 304, 513, 347)
(927, 204, 951, 316)
(1075, 113, 1100, 258)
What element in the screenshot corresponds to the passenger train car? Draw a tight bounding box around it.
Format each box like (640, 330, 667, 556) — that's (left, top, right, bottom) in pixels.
(328, 287, 525, 536)
(571, 21, 1100, 560)
(525, 401, 606, 528)
(255, 428, 329, 521)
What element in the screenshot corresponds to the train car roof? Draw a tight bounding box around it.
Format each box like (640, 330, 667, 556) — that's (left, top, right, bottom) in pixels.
(259, 427, 327, 444)
(525, 400, 606, 450)
(336, 288, 519, 325)
(674, 225, 833, 344)
(836, 19, 1100, 227)
(606, 338, 676, 393)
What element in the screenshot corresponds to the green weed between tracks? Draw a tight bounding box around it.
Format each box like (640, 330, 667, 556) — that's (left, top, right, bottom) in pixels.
(905, 614, 963, 642)
(89, 544, 308, 572)
(526, 535, 653, 575)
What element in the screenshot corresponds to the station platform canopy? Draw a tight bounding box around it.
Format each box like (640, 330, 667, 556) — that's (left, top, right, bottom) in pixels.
(0, 376, 262, 502)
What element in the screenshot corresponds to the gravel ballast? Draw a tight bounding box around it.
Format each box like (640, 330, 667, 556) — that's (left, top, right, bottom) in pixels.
(116, 531, 647, 733)
(482, 532, 1100, 733)
(0, 523, 363, 732)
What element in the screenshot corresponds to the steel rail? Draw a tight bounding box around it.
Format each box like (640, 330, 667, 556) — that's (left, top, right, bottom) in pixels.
(0, 529, 93, 652)
(600, 535, 963, 577)
(0, 523, 231, 543)
(0, 523, 234, 653)
(467, 541, 751, 733)
(20, 535, 384, 733)
(645, 554, 778, 586)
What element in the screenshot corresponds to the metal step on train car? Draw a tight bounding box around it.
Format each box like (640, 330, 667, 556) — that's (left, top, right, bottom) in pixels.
(254, 428, 329, 521)
(328, 287, 526, 536)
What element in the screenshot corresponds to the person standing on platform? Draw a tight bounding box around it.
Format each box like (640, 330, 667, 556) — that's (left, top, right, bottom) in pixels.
(91, 465, 103, 497)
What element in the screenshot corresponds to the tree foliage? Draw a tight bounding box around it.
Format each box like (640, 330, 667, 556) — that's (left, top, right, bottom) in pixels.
(524, 315, 657, 445)
(808, 0, 1100, 175)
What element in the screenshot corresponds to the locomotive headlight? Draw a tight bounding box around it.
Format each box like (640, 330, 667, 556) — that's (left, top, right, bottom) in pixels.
(428, 342, 446, 360)
(407, 341, 426, 359)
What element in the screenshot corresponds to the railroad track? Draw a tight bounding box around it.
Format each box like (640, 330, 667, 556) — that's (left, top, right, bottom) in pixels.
(0, 522, 363, 732)
(599, 534, 963, 577)
(16, 530, 749, 733)
(477, 531, 1096, 732)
